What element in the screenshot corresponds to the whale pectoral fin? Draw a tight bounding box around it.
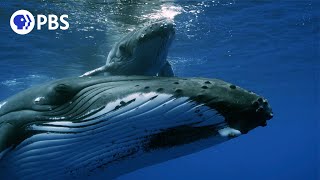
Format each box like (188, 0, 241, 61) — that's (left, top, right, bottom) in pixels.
(80, 66, 107, 77)
(158, 61, 174, 77)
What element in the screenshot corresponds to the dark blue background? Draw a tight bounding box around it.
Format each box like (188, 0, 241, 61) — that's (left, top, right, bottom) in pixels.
(0, 1, 318, 179)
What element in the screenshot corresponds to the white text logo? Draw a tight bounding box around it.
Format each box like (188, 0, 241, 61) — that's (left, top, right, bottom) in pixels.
(10, 10, 69, 35)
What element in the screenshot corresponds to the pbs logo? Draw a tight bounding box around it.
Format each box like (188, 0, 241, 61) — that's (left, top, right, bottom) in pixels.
(10, 10, 35, 35)
(10, 10, 69, 35)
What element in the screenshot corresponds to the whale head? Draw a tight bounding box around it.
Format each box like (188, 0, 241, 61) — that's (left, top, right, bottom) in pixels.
(106, 19, 175, 76)
(0, 76, 273, 179)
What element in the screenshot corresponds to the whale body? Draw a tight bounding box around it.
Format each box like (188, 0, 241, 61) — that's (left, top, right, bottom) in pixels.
(81, 19, 175, 77)
(0, 76, 273, 179)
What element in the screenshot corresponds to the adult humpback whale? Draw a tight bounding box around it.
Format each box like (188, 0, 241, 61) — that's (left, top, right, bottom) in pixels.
(81, 19, 175, 77)
(0, 76, 273, 179)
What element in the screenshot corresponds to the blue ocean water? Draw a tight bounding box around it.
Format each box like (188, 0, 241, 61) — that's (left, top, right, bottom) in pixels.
(0, 0, 318, 180)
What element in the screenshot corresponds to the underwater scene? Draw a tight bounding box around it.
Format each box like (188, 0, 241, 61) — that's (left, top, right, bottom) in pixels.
(0, 0, 318, 180)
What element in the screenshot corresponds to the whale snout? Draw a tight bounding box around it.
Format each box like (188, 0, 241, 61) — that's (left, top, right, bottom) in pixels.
(154, 20, 175, 35)
(250, 96, 273, 129)
(139, 20, 175, 41)
(225, 95, 273, 134)
(253, 97, 273, 121)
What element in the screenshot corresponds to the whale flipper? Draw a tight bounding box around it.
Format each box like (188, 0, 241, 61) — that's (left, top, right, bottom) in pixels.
(80, 66, 107, 77)
(158, 61, 174, 77)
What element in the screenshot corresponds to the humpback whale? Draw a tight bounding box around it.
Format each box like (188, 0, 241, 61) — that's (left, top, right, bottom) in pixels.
(0, 76, 273, 179)
(81, 19, 175, 77)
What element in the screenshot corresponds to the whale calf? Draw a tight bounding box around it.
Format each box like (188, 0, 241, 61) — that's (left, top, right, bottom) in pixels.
(0, 76, 273, 179)
(81, 19, 175, 77)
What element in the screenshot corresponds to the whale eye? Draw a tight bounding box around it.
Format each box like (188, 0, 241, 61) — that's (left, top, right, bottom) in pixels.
(119, 44, 127, 53)
(41, 83, 76, 105)
(54, 84, 75, 100)
(118, 44, 132, 57)
(54, 84, 71, 95)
